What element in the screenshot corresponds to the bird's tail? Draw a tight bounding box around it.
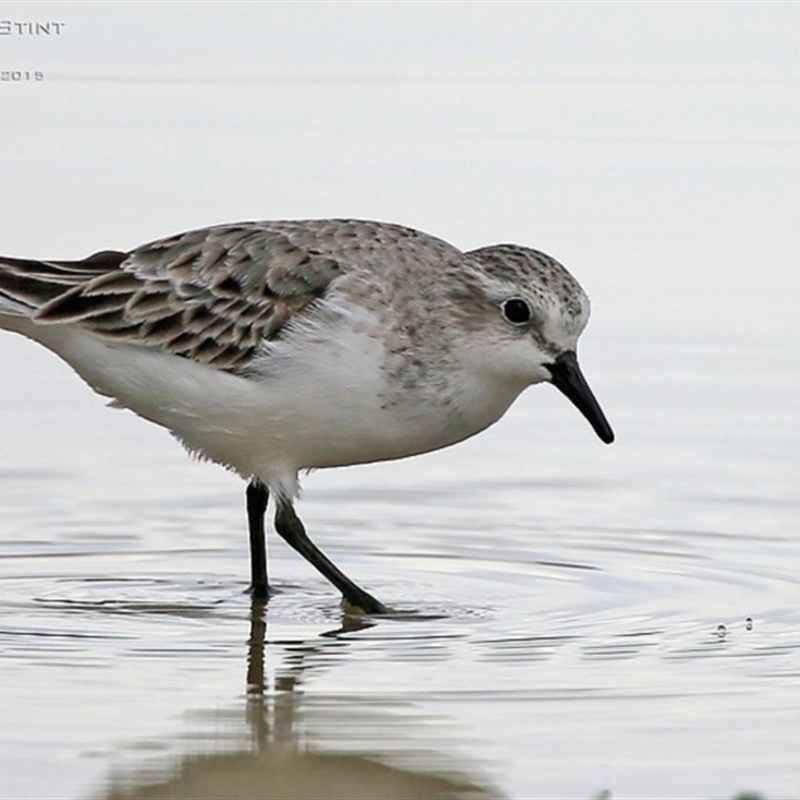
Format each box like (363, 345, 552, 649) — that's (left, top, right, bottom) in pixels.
(0, 256, 49, 315)
(0, 251, 127, 320)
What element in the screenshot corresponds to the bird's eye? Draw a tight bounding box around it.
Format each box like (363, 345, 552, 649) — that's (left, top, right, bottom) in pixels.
(501, 297, 532, 325)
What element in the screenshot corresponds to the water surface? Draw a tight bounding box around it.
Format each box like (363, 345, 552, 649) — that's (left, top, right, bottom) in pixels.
(0, 328, 798, 799)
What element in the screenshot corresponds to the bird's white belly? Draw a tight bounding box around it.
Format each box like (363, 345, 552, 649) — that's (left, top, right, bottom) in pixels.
(23, 310, 510, 497)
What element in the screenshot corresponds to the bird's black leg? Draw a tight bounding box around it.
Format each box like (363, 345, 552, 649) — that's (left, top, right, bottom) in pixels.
(273, 499, 387, 614)
(246, 480, 270, 599)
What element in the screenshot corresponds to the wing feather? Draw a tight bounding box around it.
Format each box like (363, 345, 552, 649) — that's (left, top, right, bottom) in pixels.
(2, 219, 462, 372)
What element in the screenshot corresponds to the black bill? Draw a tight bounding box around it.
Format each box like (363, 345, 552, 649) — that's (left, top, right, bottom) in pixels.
(545, 350, 614, 444)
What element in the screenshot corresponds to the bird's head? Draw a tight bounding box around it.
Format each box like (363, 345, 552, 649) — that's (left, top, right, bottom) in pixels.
(458, 244, 614, 444)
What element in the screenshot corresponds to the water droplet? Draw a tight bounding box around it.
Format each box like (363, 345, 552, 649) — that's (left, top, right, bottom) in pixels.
(716, 623, 727, 639)
(745, 617, 753, 631)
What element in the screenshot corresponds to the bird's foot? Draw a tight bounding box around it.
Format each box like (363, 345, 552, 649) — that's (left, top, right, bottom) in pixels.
(246, 582, 270, 600)
(341, 589, 388, 615)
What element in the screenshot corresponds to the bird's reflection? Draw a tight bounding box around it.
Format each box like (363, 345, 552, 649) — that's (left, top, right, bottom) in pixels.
(99, 599, 500, 800)
(246, 598, 376, 694)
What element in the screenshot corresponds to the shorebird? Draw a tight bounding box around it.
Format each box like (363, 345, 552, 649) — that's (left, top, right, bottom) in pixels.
(0, 219, 613, 613)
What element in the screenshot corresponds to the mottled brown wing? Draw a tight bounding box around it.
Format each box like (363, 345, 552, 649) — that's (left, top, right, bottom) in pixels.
(2, 219, 463, 371)
(15, 224, 348, 371)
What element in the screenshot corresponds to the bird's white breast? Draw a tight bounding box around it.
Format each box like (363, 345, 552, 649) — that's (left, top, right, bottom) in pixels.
(19, 299, 515, 499)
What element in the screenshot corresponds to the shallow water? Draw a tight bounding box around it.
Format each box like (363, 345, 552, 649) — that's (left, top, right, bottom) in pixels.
(0, 327, 798, 799)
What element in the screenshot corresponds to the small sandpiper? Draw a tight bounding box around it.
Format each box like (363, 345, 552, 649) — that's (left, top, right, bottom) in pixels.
(0, 219, 614, 613)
